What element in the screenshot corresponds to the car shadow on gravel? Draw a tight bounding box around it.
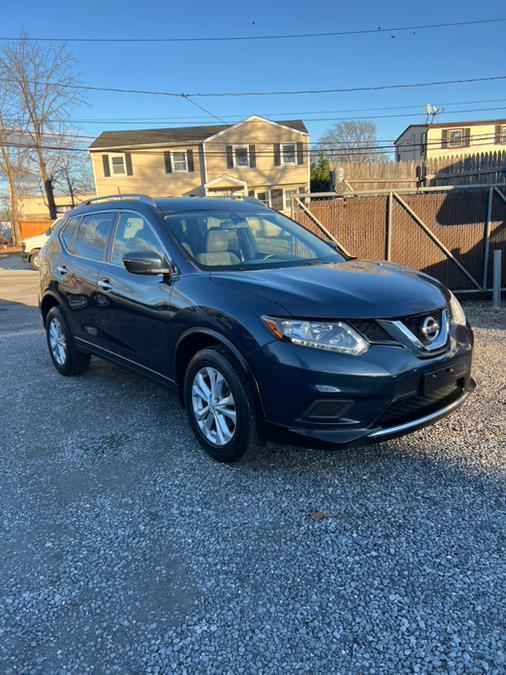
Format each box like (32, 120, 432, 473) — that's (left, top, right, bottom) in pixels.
(77, 352, 501, 483)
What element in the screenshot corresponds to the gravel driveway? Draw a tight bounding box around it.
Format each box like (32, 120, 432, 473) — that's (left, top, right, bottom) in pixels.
(0, 263, 504, 673)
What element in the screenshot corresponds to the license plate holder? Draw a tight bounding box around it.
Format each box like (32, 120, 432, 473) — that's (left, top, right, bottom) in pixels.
(422, 366, 457, 395)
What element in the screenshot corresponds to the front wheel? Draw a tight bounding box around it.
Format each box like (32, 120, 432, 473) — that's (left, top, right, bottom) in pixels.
(45, 306, 91, 376)
(183, 347, 263, 463)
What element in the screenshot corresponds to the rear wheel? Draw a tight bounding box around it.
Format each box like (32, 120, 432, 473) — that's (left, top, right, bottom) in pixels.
(183, 346, 263, 462)
(45, 306, 91, 376)
(30, 250, 40, 270)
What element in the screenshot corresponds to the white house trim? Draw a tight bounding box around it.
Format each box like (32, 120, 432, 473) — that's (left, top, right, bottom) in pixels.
(89, 150, 98, 194)
(203, 116, 308, 143)
(201, 142, 208, 195)
(205, 174, 248, 189)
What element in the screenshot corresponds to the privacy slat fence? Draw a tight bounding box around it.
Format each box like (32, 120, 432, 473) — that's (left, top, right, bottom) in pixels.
(336, 151, 506, 191)
(291, 185, 506, 294)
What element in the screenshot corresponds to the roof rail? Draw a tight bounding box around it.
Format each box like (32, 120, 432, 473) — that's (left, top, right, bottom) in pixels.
(84, 194, 158, 207)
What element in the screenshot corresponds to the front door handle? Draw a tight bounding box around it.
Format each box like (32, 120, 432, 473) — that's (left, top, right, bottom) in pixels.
(56, 265, 68, 276)
(98, 278, 113, 292)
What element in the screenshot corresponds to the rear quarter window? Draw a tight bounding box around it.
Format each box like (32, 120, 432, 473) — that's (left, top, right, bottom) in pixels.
(71, 212, 116, 261)
(60, 216, 80, 250)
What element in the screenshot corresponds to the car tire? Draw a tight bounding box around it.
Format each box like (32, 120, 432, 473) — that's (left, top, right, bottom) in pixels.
(183, 346, 263, 463)
(45, 306, 91, 376)
(30, 250, 40, 270)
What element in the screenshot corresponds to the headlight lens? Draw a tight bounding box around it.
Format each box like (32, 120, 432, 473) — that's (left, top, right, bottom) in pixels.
(449, 292, 466, 326)
(261, 316, 369, 356)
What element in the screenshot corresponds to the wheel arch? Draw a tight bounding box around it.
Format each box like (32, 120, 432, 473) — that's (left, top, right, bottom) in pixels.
(174, 328, 265, 416)
(40, 290, 63, 323)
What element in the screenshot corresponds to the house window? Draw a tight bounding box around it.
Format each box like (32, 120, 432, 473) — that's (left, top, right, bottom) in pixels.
(256, 191, 270, 206)
(500, 125, 506, 144)
(284, 189, 299, 210)
(282, 143, 297, 165)
(172, 151, 188, 172)
(234, 146, 250, 168)
(111, 154, 126, 175)
(448, 129, 464, 148)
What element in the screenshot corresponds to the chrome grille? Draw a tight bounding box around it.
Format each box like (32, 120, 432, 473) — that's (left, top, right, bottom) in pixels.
(400, 309, 444, 346)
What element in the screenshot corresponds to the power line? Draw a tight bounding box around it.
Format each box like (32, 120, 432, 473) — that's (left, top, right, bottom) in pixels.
(0, 17, 504, 43)
(6, 104, 505, 129)
(2, 127, 503, 148)
(5, 96, 505, 124)
(2, 132, 503, 157)
(2, 74, 506, 99)
(295, 105, 506, 124)
(3, 103, 506, 127)
(180, 95, 226, 124)
(182, 76, 506, 98)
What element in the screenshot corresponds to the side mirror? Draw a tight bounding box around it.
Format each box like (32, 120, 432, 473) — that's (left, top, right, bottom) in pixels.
(123, 250, 172, 276)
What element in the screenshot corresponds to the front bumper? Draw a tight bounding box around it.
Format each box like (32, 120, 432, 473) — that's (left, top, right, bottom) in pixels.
(247, 324, 474, 448)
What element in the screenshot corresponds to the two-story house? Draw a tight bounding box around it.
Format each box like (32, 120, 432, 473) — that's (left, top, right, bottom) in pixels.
(394, 119, 506, 161)
(88, 116, 310, 212)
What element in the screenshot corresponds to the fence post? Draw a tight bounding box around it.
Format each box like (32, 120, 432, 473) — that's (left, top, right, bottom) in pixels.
(482, 187, 493, 289)
(385, 192, 392, 261)
(493, 250, 502, 307)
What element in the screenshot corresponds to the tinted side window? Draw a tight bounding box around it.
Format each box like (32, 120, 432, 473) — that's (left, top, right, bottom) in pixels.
(72, 213, 116, 261)
(111, 213, 160, 266)
(60, 216, 80, 250)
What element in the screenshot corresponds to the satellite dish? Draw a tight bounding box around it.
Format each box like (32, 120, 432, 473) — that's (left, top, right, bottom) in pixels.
(425, 104, 439, 123)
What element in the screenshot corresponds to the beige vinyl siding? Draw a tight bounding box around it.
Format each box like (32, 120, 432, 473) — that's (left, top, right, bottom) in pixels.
(91, 145, 203, 198)
(204, 118, 309, 189)
(426, 122, 505, 158)
(89, 117, 310, 202)
(18, 193, 96, 219)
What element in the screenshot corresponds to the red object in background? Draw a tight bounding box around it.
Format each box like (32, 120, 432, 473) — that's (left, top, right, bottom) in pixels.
(20, 220, 55, 239)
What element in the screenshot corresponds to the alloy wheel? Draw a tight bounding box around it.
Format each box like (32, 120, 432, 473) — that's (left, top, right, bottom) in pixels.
(48, 317, 67, 365)
(191, 366, 237, 446)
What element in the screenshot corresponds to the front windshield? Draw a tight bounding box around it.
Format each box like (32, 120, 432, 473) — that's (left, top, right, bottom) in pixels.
(163, 209, 345, 270)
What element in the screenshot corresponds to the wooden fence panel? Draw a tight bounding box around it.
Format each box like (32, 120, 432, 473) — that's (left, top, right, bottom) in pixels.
(293, 187, 506, 292)
(336, 152, 506, 191)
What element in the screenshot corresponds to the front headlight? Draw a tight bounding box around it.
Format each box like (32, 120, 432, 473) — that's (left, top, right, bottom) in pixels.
(261, 316, 369, 356)
(449, 292, 466, 326)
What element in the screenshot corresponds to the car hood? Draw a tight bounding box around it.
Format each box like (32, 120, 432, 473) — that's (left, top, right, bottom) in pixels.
(210, 260, 449, 319)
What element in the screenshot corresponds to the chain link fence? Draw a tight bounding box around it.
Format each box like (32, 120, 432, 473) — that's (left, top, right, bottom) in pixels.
(291, 187, 506, 293)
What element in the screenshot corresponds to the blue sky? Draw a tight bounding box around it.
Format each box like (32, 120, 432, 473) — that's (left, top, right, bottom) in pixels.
(3, 0, 506, 152)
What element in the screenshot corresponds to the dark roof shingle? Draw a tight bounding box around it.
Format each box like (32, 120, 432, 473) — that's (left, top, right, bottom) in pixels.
(89, 118, 308, 150)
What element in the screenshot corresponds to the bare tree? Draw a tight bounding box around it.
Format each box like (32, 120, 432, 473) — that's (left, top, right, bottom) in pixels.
(0, 80, 33, 245)
(319, 120, 388, 163)
(52, 141, 94, 206)
(0, 34, 83, 219)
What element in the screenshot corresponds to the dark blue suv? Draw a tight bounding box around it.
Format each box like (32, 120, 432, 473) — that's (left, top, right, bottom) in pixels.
(39, 194, 474, 462)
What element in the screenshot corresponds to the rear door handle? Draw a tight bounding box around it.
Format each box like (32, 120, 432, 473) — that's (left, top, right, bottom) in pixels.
(56, 265, 68, 275)
(98, 278, 113, 292)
